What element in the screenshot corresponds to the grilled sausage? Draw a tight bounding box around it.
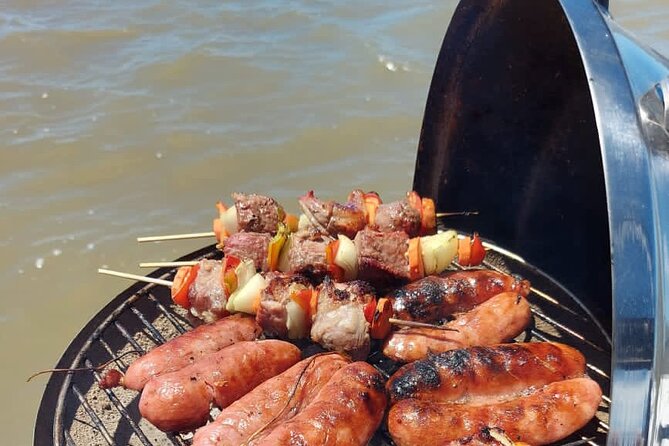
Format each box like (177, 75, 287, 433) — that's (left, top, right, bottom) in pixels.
(387, 377, 602, 446)
(192, 353, 350, 446)
(114, 315, 261, 391)
(139, 340, 300, 432)
(391, 269, 530, 323)
(382, 291, 531, 362)
(387, 342, 585, 404)
(250, 361, 387, 445)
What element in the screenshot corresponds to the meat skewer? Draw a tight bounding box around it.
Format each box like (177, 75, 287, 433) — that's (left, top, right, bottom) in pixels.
(136, 190, 456, 243)
(137, 228, 487, 293)
(97, 266, 453, 357)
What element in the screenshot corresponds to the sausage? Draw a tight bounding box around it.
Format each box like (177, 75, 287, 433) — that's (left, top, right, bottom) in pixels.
(387, 377, 602, 446)
(113, 315, 261, 391)
(382, 291, 532, 363)
(139, 340, 301, 432)
(391, 269, 530, 323)
(387, 342, 585, 404)
(250, 361, 387, 446)
(191, 353, 350, 446)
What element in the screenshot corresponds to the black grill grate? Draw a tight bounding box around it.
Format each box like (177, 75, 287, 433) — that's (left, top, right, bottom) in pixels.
(35, 241, 611, 446)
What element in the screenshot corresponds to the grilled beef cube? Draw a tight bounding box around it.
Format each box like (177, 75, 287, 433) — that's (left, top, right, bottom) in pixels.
(256, 272, 312, 338)
(222, 232, 271, 270)
(232, 193, 284, 234)
(310, 277, 375, 360)
(299, 191, 367, 238)
(354, 229, 410, 283)
(286, 232, 330, 277)
(189, 260, 227, 322)
(372, 199, 421, 237)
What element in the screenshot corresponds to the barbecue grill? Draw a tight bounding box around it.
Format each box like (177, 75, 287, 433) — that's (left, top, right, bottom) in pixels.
(34, 0, 669, 445)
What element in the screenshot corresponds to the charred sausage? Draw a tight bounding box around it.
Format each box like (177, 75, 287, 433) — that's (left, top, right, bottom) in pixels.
(101, 315, 261, 391)
(387, 377, 602, 446)
(192, 353, 350, 446)
(382, 291, 531, 362)
(387, 342, 585, 404)
(250, 361, 387, 445)
(139, 340, 300, 432)
(391, 269, 530, 323)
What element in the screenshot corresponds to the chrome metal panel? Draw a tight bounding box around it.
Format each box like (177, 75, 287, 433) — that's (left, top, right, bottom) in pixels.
(559, 2, 665, 444)
(413, 0, 669, 444)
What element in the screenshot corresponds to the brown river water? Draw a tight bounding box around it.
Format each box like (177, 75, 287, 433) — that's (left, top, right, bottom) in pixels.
(2, 1, 668, 444)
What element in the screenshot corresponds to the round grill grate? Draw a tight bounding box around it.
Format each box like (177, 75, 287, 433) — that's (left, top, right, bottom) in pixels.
(34, 240, 611, 446)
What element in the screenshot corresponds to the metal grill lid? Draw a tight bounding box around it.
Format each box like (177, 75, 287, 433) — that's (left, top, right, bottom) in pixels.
(412, 1, 669, 444)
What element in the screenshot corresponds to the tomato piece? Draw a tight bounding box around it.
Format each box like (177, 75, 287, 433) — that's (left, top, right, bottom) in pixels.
(363, 299, 377, 324)
(458, 236, 472, 266)
(171, 264, 200, 309)
(469, 233, 486, 266)
(223, 255, 241, 272)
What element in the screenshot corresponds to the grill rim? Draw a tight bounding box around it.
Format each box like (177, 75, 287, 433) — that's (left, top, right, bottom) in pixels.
(34, 241, 612, 446)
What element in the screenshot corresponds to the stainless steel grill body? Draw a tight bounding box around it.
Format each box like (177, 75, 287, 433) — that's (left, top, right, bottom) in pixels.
(413, 1, 669, 444)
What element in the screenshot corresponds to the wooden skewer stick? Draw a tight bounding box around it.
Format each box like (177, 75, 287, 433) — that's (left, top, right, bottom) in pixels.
(97, 268, 456, 332)
(98, 268, 173, 287)
(388, 318, 459, 332)
(137, 232, 215, 243)
(139, 261, 199, 268)
(435, 211, 479, 217)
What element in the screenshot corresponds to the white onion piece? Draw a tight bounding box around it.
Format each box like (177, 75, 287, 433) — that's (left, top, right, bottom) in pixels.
(420, 230, 458, 275)
(334, 234, 358, 280)
(222, 206, 239, 235)
(225, 260, 256, 312)
(297, 214, 310, 232)
(227, 273, 267, 314)
(285, 299, 309, 339)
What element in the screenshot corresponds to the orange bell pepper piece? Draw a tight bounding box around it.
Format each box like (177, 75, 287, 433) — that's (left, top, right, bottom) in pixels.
(420, 197, 436, 235)
(370, 297, 392, 339)
(364, 192, 382, 226)
(408, 237, 424, 281)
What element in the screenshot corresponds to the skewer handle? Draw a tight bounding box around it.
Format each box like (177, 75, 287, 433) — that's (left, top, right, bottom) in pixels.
(436, 211, 479, 217)
(98, 268, 173, 287)
(137, 232, 215, 243)
(139, 261, 199, 268)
